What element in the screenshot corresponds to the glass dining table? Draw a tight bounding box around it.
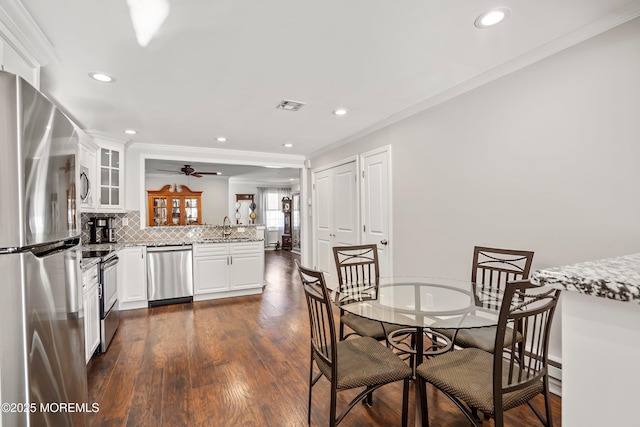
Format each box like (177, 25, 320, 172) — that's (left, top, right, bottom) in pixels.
(333, 276, 504, 426)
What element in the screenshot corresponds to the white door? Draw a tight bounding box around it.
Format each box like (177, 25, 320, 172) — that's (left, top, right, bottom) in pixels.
(314, 168, 334, 283)
(333, 162, 359, 246)
(361, 147, 392, 277)
(313, 160, 358, 288)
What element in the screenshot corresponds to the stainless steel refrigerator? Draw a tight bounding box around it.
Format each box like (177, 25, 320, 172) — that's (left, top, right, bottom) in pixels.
(0, 71, 89, 426)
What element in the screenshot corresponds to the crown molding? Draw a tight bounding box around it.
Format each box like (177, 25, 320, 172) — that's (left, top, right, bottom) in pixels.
(0, 0, 57, 66)
(312, 1, 640, 158)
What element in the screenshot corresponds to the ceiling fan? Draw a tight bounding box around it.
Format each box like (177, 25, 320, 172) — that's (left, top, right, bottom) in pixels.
(158, 164, 220, 178)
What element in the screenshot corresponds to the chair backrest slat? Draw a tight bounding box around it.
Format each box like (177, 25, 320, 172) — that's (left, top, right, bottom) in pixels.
(333, 244, 380, 302)
(494, 280, 560, 402)
(473, 246, 534, 310)
(296, 261, 337, 370)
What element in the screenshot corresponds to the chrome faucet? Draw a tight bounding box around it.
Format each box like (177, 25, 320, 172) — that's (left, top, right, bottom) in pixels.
(223, 216, 232, 238)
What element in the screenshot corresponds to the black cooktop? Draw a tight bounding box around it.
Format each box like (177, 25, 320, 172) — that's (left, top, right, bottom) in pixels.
(82, 250, 112, 259)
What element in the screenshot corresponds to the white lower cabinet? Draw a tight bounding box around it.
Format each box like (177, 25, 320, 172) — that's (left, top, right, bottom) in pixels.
(193, 241, 264, 301)
(117, 246, 148, 310)
(83, 265, 100, 363)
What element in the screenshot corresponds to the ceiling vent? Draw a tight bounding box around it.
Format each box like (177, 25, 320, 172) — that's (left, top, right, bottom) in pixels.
(276, 99, 306, 111)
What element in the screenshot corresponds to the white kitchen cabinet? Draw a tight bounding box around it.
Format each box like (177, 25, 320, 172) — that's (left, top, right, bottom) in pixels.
(0, 38, 39, 87)
(117, 246, 148, 310)
(229, 243, 265, 290)
(193, 241, 264, 301)
(82, 264, 100, 363)
(93, 137, 125, 212)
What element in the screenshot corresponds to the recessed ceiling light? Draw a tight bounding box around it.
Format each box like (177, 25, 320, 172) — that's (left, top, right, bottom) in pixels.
(124, 129, 137, 135)
(88, 72, 115, 82)
(333, 108, 349, 116)
(283, 143, 293, 148)
(474, 8, 510, 29)
(216, 137, 227, 142)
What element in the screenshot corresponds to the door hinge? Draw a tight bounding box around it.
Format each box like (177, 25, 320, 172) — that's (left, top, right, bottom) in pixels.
(363, 225, 366, 232)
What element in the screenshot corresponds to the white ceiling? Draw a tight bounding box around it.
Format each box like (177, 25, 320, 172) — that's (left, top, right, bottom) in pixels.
(8, 0, 640, 158)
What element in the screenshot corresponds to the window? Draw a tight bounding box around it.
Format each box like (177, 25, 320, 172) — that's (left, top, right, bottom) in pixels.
(265, 190, 283, 229)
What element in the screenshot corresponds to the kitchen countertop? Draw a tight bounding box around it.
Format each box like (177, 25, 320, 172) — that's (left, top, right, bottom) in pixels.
(123, 238, 263, 247)
(80, 239, 263, 270)
(531, 253, 640, 304)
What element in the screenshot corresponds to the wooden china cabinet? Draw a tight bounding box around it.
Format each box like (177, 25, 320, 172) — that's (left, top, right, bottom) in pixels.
(148, 185, 203, 226)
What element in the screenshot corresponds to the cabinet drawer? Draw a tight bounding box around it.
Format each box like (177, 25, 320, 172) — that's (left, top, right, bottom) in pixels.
(230, 241, 263, 254)
(193, 243, 229, 257)
(82, 265, 99, 289)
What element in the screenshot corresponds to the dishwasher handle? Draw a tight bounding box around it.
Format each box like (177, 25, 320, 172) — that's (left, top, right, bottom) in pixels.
(147, 245, 193, 253)
(102, 255, 119, 270)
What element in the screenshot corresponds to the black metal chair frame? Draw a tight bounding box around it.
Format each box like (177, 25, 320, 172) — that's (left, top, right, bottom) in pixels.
(332, 244, 385, 341)
(438, 246, 535, 353)
(295, 261, 411, 427)
(472, 246, 535, 310)
(417, 279, 560, 427)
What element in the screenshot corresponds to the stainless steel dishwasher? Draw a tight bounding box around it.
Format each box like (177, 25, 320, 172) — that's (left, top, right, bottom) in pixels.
(147, 245, 194, 307)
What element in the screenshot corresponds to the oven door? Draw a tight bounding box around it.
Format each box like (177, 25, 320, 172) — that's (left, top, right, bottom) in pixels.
(102, 255, 119, 313)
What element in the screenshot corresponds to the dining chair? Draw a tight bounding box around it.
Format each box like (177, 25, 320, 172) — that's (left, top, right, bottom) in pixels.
(332, 244, 404, 344)
(416, 279, 561, 427)
(295, 261, 413, 427)
(439, 246, 535, 353)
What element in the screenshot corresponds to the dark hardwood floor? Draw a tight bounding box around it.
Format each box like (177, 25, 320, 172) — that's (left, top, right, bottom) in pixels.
(87, 250, 561, 426)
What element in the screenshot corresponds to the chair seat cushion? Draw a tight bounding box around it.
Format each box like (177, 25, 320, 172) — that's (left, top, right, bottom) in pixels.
(416, 348, 544, 415)
(341, 312, 405, 340)
(315, 336, 412, 390)
(442, 326, 522, 353)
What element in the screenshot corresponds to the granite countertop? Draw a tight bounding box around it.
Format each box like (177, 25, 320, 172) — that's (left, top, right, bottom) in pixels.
(80, 239, 263, 270)
(531, 253, 640, 304)
(127, 238, 263, 247)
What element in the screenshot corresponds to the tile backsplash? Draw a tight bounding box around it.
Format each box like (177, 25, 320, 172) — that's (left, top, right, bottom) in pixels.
(81, 211, 258, 244)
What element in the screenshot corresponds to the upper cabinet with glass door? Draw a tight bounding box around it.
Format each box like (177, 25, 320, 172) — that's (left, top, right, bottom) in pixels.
(94, 137, 125, 212)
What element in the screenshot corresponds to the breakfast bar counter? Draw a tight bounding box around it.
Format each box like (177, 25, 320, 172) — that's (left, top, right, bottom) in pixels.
(532, 252, 640, 303)
(531, 253, 640, 427)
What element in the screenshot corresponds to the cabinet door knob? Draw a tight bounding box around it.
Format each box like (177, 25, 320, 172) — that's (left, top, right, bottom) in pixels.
(380, 239, 388, 246)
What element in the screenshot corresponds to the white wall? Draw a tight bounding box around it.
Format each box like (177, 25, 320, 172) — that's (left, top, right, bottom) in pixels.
(145, 174, 229, 225)
(309, 17, 640, 376)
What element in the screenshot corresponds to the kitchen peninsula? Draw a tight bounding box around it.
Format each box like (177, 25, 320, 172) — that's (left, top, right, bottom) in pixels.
(532, 253, 640, 427)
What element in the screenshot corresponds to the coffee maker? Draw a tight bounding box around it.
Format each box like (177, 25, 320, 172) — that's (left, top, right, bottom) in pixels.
(89, 217, 117, 243)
